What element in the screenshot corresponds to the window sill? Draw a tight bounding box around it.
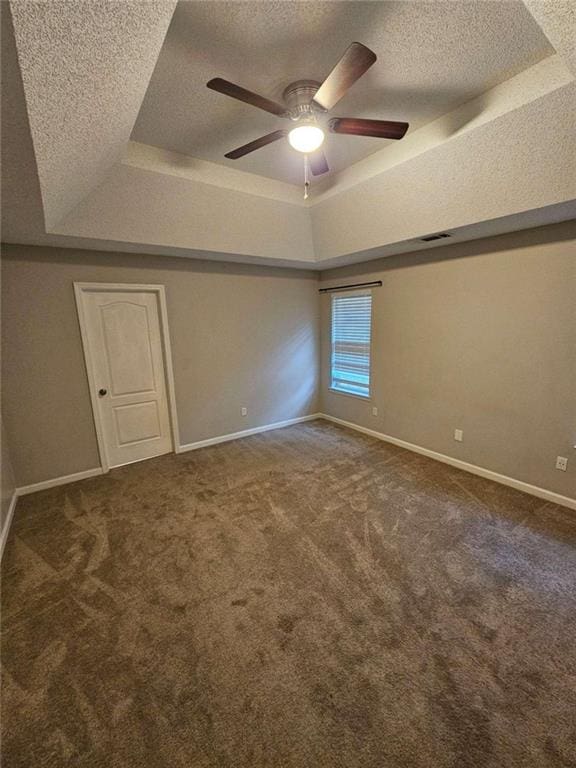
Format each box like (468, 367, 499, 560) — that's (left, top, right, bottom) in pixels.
(328, 387, 371, 402)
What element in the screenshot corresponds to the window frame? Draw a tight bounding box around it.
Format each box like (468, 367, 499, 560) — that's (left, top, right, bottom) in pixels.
(329, 288, 374, 401)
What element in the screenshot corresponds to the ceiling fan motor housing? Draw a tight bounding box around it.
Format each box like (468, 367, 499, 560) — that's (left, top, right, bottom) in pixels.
(283, 80, 323, 120)
(210, 43, 408, 169)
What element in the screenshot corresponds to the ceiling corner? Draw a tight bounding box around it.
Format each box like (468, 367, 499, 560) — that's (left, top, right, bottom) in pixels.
(522, 0, 576, 76)
(8, 0, 177, 230)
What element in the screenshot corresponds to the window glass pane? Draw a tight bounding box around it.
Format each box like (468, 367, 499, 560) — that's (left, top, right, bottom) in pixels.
(330, 291, 372, 398)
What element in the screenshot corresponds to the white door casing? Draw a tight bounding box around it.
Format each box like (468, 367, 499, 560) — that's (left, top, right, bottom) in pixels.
(75, 284, 179, 471)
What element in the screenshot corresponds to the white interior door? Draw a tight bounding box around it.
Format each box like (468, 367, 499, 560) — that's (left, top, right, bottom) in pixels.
(78, 287, 174, 468)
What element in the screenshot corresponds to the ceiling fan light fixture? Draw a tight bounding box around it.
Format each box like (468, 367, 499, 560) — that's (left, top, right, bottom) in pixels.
(209, 42, 409, 170)
(288, 124, 325, 153)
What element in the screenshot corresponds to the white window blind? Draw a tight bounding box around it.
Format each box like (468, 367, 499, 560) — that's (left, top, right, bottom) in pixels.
(330, 290, 372, 398)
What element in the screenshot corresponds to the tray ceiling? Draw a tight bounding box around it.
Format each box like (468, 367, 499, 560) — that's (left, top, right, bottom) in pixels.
(2, 0, 574, 269)
(132, 0, 552, 185)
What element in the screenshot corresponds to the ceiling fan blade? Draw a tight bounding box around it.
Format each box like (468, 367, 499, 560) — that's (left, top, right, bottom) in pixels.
(312, 43, 377, 112)
(309, 150, 329, 176)
(329, 117, 409, 140)
(207, 78, 287, 117)
(224, 130, 287, 159)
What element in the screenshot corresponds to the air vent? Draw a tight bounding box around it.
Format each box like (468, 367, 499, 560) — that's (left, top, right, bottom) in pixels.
(421, 232, 451, 242)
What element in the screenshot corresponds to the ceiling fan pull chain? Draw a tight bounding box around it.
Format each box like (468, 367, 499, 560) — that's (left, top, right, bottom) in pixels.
(304, 155, 310, 200)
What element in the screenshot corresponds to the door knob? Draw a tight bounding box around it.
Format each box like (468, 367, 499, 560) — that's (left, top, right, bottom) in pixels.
(98, 388, 107, 397)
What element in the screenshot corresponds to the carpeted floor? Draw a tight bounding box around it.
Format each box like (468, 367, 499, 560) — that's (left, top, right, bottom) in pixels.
(2, 420, 575, 767)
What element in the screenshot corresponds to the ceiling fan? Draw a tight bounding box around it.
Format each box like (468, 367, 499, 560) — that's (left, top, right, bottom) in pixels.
(207, 42, 409, 183)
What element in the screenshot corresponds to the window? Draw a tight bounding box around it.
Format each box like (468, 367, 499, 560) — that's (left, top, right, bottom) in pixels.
(330, 290, 372, 398)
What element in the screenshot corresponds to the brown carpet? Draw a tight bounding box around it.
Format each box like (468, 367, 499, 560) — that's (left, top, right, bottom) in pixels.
(2, 420, 575, 767)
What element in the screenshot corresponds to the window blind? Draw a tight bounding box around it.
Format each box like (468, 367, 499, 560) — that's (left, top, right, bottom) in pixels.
(330, 291, 372, 398)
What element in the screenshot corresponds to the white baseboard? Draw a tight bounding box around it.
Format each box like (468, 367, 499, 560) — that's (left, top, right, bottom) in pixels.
(0, 491, 19, 560)
(178, 413, 322, 453)
(9, 410, 568, 558)
(16, 467, 104, 497)
(1, 417, 320, 557)
(319, 414, 576, 511)
(12, 416, 322, 498)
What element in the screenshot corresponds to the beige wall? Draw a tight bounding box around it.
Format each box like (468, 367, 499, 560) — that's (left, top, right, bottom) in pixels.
(2, 244, 320, 486)
(2, 222, 574, 499)
(1, 418, 16, 528)
(320, 222, 576, 499)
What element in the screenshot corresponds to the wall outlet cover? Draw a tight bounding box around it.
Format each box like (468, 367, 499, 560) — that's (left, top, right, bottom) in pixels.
(241, 407, 247, 416)
(454, 429, 463, 442)
(555, 456, 568, 471)
(372, 407, 378, 416)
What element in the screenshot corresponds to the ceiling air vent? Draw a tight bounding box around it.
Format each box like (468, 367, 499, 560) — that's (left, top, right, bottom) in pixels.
(421, 232, 451, 242)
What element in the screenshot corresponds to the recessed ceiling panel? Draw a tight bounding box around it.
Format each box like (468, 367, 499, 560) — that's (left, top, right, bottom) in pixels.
(132, 0, 552, 185)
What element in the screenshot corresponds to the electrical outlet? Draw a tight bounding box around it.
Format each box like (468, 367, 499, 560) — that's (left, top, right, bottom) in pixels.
(556, 456, 568, 471)
(454, 429, 463, 442)
(372, 407, 378, 417)
(241, 407, 247, 417)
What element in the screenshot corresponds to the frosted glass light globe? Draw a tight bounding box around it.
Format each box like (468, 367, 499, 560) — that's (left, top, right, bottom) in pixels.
(288, 125, 325, 153)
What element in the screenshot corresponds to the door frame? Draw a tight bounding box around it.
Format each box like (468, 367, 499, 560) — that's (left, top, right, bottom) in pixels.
(74, 282, 180, 473)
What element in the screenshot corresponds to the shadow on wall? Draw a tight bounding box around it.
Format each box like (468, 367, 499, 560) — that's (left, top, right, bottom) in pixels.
(253, 323, 319, 424)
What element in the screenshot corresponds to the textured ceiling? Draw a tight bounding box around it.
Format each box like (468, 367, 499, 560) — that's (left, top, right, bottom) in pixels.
(523, 0, 576, 76)
(0, 4, 46, 240)
(2, 0, 575, 270)
(132, 0, 552, 185)
(9, 0, 177, 228)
